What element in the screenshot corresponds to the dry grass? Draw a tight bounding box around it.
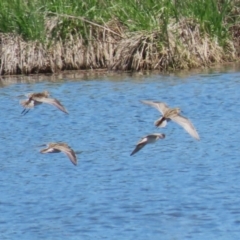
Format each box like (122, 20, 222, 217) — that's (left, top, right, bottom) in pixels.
(0, 17, 237, 75)
(111, 18, 236, 71)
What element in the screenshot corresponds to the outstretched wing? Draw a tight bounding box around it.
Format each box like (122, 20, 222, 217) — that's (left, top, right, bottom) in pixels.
(130, 137, 148, 156)
(56, 145, 77, 165)
(171, 115, 200, 140)
(140, 100, 169, 115)
(130, 143, 146, 156)
(33, 96, 68, 114)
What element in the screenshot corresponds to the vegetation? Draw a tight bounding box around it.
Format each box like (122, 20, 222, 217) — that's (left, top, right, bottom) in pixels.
(0, 0, 239, 74)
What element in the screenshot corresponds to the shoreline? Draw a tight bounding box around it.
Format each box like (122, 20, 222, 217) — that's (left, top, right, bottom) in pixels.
(1, 62, 240, 86)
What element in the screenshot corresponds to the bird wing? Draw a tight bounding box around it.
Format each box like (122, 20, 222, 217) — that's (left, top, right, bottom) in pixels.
(130, 142, 146, 156)
(130, 137, 148, 156)
(140, 100, 169, 115)
(55, 145, 77, 165)
(32, 96, 68, 114)
(171, 115, 200, 140)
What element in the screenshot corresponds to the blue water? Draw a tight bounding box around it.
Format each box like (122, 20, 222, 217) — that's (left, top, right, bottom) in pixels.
(0, 68, 240, 240)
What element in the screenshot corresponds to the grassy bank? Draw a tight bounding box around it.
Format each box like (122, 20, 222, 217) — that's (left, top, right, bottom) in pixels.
(0, 0, 239, 75)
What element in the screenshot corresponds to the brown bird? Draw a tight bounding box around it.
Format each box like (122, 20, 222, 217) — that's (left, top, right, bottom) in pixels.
(141, 100, 200, 140)
(130, 133, 165, 156)
(20, 91, 68, 115)
(40, 142, 77, 166)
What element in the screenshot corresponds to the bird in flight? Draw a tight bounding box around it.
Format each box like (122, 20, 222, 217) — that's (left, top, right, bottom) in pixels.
(40, 142, 77, 166)
(20, 91, 68, 115)
(141, 100, 200, 140)
(130, 133, 165, 156)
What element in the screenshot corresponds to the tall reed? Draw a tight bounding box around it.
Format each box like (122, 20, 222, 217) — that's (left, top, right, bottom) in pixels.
(0, 0, 238, 74)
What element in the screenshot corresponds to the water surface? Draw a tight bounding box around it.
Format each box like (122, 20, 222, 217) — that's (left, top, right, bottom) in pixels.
(0, 67, 240, 240)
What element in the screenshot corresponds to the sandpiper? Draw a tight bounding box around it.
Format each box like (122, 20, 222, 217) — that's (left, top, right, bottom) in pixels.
(141, 100, 200, 140)
(130, 133, 165, 156)
(40, 142, 77, 166)
(20, 91, 68, 115)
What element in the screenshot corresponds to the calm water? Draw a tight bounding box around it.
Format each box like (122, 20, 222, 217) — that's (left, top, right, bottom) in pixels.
(1, 68, 240, 240)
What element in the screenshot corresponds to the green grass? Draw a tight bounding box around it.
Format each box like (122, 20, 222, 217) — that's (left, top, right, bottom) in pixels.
(0, 0, 46, 41)
(180, 0, 233, 42)
(0, 0, 238, 43)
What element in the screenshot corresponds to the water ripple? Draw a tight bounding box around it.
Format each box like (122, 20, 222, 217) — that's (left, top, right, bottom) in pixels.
(0, 69, 240, 239)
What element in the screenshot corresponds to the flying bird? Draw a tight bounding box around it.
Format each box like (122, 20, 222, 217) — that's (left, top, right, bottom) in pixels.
(130, 133, 165, 156)
(40, 142, 77, 166)
(141, 100, 200, 140)
(20, 91, 68, 115)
